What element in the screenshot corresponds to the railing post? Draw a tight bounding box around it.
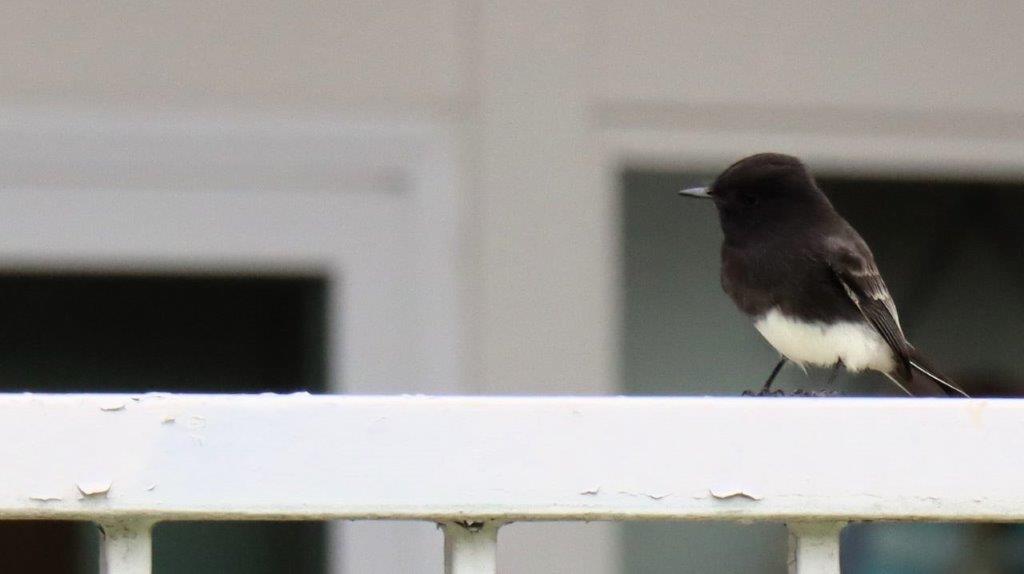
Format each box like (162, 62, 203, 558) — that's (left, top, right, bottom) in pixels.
(99, 520, 154, 574)
(442, 521, 500, 574)
(787, 521, 845, 574)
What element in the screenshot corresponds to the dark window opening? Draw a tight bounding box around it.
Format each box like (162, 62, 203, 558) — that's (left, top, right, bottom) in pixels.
(0, 272, 330, 574)
(621, 168, 1024, 573)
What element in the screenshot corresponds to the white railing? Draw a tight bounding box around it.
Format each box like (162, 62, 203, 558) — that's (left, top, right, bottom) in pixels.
(2, 394, 1019, 573)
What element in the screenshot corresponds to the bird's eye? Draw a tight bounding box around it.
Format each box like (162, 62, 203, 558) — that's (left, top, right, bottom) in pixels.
(740, 194, 759, 207)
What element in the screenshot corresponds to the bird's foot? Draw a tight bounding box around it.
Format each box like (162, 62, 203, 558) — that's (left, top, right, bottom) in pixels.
(791, 388, 841, 397)
(741, 388, 786, 397)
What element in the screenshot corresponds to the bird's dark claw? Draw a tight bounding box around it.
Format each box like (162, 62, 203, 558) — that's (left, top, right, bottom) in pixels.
(792, 388, 841, 397)
(741, 388, 786, 397)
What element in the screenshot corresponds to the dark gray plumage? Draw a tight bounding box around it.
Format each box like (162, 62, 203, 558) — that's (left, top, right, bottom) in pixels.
(680, 153, 967, 397)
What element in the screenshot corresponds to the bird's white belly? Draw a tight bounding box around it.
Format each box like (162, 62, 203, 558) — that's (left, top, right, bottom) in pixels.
(753, 308, 895, 372)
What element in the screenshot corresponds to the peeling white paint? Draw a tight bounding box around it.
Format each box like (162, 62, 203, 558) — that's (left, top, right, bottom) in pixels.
(77, 481, 112, 497)
(710, 488, 763, 501)
(0, 394, 1014, 524)
(617, 490, 673, 501)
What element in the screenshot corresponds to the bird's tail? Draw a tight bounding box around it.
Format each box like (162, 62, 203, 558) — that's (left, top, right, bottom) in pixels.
(888, 348, 969, 398)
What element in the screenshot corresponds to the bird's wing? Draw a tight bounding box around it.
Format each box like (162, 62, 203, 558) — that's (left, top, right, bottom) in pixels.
(824, 235, 913, 379)
(826, 234, 969, 398)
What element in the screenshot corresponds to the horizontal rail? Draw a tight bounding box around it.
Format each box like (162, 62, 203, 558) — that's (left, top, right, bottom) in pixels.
(0, 393, 1021, 523)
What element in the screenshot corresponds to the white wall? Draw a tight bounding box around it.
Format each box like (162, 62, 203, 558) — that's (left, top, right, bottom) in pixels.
(0, 1, 468, 112)
(596, 2, 1024, 113)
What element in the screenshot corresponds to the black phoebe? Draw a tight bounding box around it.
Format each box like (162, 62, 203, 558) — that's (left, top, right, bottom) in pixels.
(680, 153, 968, 398)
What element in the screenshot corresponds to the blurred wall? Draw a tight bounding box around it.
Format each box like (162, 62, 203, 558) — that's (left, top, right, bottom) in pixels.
(6, 0, 1024, 391)
(3, 2, 1024, 573)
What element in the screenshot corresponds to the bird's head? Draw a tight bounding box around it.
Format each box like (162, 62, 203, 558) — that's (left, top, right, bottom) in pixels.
(679, 153, 833, 239)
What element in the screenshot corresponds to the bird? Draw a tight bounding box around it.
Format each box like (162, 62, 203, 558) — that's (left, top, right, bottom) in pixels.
(679, 153, 968, 398)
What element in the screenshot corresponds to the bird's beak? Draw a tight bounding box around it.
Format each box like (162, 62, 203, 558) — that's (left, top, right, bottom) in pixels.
(678, 186, 712, 199)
